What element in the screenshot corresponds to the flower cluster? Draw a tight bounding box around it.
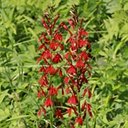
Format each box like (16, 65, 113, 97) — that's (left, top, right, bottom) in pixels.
(37, 11, 92, 127)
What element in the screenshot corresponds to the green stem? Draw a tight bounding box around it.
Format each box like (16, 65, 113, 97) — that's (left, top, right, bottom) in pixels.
(50, 107, 54, 128)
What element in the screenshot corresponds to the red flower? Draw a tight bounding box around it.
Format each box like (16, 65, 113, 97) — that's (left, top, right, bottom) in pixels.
(55, 109, 63, 119)
(61, 22, 68, 30)
(67, 95, 77, 105)
(79, 51, 89, 61)
(38, 75, 48, 87)
(86, 103, 91, 111)
(41, 50, 52, 60)
(65, 87, 71, 94)
(79, 28, 88, 36)
(45, 65, 57, 75)
(86, 103, 93, 117)
(76, 60, 85, 68)
(54, 33, 62, 41)
(52, 54, 62, 63)
(75, 116, 83, 125)
(80, 74, 88, 83)
(64, 77, 70, 84)
(37, 107, 46, 117)
(48, 86, 58, 96)
(78, 39, 88, 48)
(82, 88, 91, 97)
(65, 52, 71, 60)
(58, 69, 63, 77)
(81, 101, 86, 111)
(67, 65, 76, 75)
(44, 98, 53, 107)
(41, 19, 48, 29)
(38, 44, 45, 50)
(50, 42, 59, 50)
(67, 108, 73, 116)
(68, 19, 75, 28)
(37, 90, 45, 98)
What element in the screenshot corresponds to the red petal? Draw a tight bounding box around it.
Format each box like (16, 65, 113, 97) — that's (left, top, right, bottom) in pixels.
(80, 51, 89, 61)
(50, 42, 59, 50)
(75, 116, 83, 125)
(78, 39, 88, 48)
(64, 77, 70, 84)
(67, 108, 72, 116)
(67, 95, 77, 105)
(45, 65, 57, 75)
(48, 86, 58, 96)
(38, 76, 48, 87)
(67, 65, 76, 75)
(41, 50, 52, 60)
(68, 19, 75, 28)
(52, 54, 62, 63)
(44, 98, 53, 107)
(54, 33, 62, 41)
(79, 28, 88, 36)
(76, 60, 85, 68)
(55, 109, 63, 119)
(41, 19, 48, 29)
(37, 90, 45, 98)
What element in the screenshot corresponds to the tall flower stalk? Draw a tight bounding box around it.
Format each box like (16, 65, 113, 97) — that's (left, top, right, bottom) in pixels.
(37, 7, 92, 128)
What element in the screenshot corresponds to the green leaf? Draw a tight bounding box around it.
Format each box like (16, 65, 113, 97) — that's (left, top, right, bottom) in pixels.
(0, 90, 8, 104)
(0, 108, 10, 121)
(0, 47, 12, 52)
(124, 2, 128, 10)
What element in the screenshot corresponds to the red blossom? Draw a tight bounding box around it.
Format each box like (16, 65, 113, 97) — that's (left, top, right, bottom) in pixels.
(44, 98, 53, 107)
(76, 60, 85, 68)
(86, 103, 91, 111)
(48, 86, 58, 96)
(82, 87, 92, 98)
(41, 50, 52, 60)
(38, 33, 49, 43)
(38, 44, 45, 50)
(37, 90, 45, 98)
(52, 54, 62, 63)
(37, 14, 92, 126)
(50, 42, 59, 50)
(65, 87, 71, 94)
(58, 69, 63, 77)
(67, 108, 73, 116)
(88, 110, 93, 117)
(61, 22, 68, 30)
(37, 109, 42, 117)
(79, 28, 88, 36)
(80, 74, 88, 83)
(80, 51, 89, 61)
(54, 33, 62, 41)
(67, 95, 77, 105)
(37, 107, 46, 117)
(68, 19, 75, 28)
(55, 109, 63, 119)
(64, 77, 70, 84)
(68, 36, 77, 50)
(38, 75, 48, 87)
(75, 116, 83, 125)
(45, 65, 57, 75)
(81, 101, 86, 111)
(78, 39, 88, 48)
(65, 52, 71, 60)
(67, 65, 76, 75)
(86, 103, 93, 117)
(41, 19, 49, 29)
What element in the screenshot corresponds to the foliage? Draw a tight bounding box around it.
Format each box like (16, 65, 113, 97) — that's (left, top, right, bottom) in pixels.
(0, 0, 128, 128)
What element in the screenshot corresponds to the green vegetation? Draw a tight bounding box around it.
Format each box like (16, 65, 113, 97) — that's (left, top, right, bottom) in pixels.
(0, 0, 128, 127)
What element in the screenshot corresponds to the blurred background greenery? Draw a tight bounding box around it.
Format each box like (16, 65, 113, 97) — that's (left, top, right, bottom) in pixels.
(0, 0, 128, 127)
